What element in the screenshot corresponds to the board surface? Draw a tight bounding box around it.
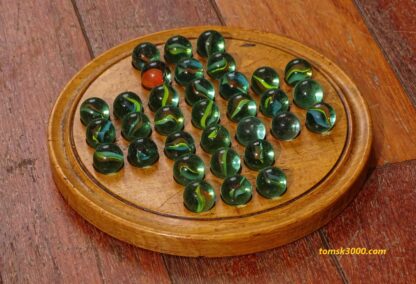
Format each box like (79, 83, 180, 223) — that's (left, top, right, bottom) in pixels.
(48, 26, 372, 257)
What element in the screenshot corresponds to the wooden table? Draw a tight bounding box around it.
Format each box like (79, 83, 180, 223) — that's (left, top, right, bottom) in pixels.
(1, 0, 415, 282)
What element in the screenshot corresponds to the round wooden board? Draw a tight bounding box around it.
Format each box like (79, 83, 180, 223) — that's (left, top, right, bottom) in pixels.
(48, 26, 372, 257)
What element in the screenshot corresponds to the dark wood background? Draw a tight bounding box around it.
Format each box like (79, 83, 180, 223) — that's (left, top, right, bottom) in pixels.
(1, 0, 415, 283)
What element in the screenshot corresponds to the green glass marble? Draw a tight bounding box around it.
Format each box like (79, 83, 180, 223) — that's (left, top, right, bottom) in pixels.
(207, 52, 236, 80)
(260, 89, 290, 117)
(200, 124, 231, 154)
(219, 71, 249, 100)
(251, 66, 280, 96)
(227, 93, 257, 123)
(221, 175, 252, 206)
(293, 79, 324, 109)
(271, 111, 301, 141)
(148, 84, 179, 112)
(164, 131, 196, 160)
(141, 61, 172, 90)
(132, 42, 160, 71)
(191, 99, 220, 130)
(284, 58, 313, 87)
(183, 181, 216, 213)
(305, 102, 336, 133)
(173, 153, 205, 186)
(256, 166, 287, 199)
(86, 118, 116, 148)
(197, 30, 225, 58)
(121, 112, 152, 141)
(154, 105, 185, 136)
(185, 78, 215, 106)
(113, 91, 143, 120)
(164, 35, 192, 64)
(210, 148, 241, 179)
(127, 137, 159, 168)
(244, 139, 275, 171)
(174, 58, 204, 86)
(93, 143, 124, 174)
(80, 97, 110, 126)
(236, 117, 266, 147)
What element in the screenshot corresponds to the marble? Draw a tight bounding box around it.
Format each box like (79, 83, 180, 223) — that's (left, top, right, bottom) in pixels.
(164, 35, 192, 64)
(127, 137, 159, 167)
(174, 58, 204, 86)
(220, 175, 252, 206)
(154, 105, 184, 136)
(251, 66, 280, 96)
(260, 89, 290, 117)
(200, 124, 231, 154)
(226, 93, 257, 123)
(293, 79, 324, 109)
(191, 99, 220, 129)
(183, 181, 216, 213)
(86, 118, 116, 148)
(207, 52, 236, 80)
(132, 42, 160, 71)
(210, 148, 241, 179)
(148, 84, 179, 112)
(236, 117, 266, 147)
(164, 131, 196, 160)
(141, 61, 171, 90)
(256, 166, 287, 199)
(113, 91, 143, 120)
(284, 58, 313, 87)
(271, 111, 301, 141)
(305, 102, 336, 133)
(121, 112, 152, 141)
(197, 30, 225, 58)
(219, 71, 249, 100)
(173, 153, 205, 186)
(244, 139, 275, 171)
(185, 78, 215, 106)
(80, 97, 110, 126)
(93, 143, 124, 174)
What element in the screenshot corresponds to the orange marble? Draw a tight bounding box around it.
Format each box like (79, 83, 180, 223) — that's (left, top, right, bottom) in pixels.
(141, 68, 164, 89)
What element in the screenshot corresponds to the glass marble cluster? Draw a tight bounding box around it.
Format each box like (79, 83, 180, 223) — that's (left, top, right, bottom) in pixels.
(251, 66, 279, 96)
(86, 118, 116, 148)
(148, 84, 179, 112)
(173, 153, 205, 186)
(141, 61, 171, 90)
(244, 139, 275, 171)
(191, 99, 220, 129)
(154, 105, 184, 136)
(200, 124, 231, 154)
(260, 89, 289, 117)
(197, 30, 225, 58)
(164, 131, 196, 160)
(207, 52, 236, 80)
(121, 112, 152, 141)
(132, 42, 160, 71)
(293, 79, 323, 109)
(113, 91, 143, 120)
(127, 137, 159, 167)
(306, 102, 336, 133)
(80, 97, 110, 126)
(227, 93, 257, 122)
(183, 181, 216, 213)
(236, 117, 266, 147)
(93, 143, 124, 174)
(219, 71, 249, 100)
(256, 166, 287, 199)
(164, 35, 192, 64)
(284, 58, 313, 86)
(271, 112, 301, 141)
(185, 78, 215, 106)
(221, 175, 252, 206)
(174, 58, 204, 86)
(210, 148, 241, 179)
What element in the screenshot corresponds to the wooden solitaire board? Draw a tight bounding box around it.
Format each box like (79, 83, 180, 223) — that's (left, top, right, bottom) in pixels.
(48, 26, 372, 257)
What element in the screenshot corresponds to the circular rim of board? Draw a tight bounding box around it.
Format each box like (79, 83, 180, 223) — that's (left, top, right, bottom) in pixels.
(48, 26, 372, 257)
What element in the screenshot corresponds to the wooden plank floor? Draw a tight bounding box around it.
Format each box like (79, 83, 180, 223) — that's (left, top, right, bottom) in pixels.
(1, 0, 414, 283)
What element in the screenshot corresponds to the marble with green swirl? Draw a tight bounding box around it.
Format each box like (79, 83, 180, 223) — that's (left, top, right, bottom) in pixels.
(154, 105, 184, 136)
(164, 35, 192, 64)
(219, 71, 249, 100)
(227, 93, 257, 122)
(164, 131, 196, 160)
(86, 118, 116, 148)
(173, 153, 205, 186)
(251, 66, 279, 96)
(197, 30, 225, 58)
(221, 175, 252, 206)
(121, 112, 152, 141)
(293, 79, 324, 109)
(132, 42, 160, 71)
(200, 124, 231, 154)
(185, 78, 215, 106)
(305, 102, 336, 133)
(244, 139, 275, 171)
(256, 166, 287, 199)
(271, 111, 301, 141)
(80, 97, 110, 126)
(191, 99, 220, 129)
(236, 116, 266, 147)
(207, 52, 236, 79)
(210, 148, 241, 179)
(93, 143, 124, 174)
(183, 181, 216, 213)
(148, 84, 179, 112)
(127, 137, 159, 168)
(113, 91, 143, 120)
(174, 58, 204, 86)
(284, 58, 313, 86)
(260, 89, 289, 117)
